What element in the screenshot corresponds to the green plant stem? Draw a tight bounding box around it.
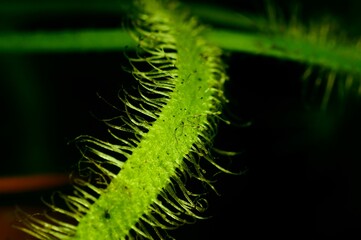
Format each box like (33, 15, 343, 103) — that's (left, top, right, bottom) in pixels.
(206, 30, 361, 74)
(187, 3, 260, 30)
(14, 1, 230, 239)
(0, 30, 136, 53)
(1, 29, 360, 75)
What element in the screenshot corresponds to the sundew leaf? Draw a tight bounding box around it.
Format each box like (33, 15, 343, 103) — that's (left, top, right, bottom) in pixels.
(15, 0, 230, 239)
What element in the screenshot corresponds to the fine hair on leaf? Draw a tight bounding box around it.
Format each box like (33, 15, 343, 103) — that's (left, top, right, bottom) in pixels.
(14, 0, 233, 239)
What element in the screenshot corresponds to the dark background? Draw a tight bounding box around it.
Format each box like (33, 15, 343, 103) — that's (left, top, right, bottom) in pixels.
(0, 0, 361, 239)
